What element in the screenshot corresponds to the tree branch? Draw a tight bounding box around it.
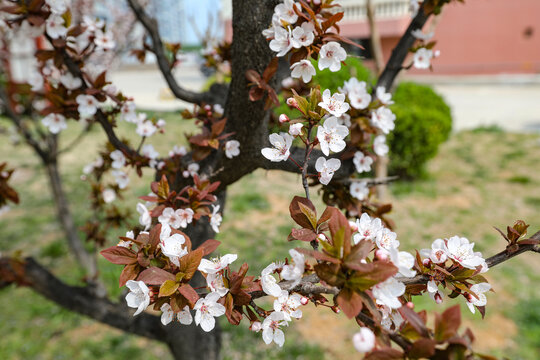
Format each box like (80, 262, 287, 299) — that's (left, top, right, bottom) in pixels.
(376, 4, 430, 90)
(126, 0, 221, 105)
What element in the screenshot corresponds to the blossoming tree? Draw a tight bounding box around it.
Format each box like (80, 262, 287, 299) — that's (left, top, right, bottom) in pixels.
(0, 0, 539, 359)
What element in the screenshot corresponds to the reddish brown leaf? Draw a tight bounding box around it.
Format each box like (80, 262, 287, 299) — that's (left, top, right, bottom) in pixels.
(197, 239, 221, 256)
(398, 306, 429, 338)
(289, 196, 317, 229)
(343, 240, 373, 270)
(364, 347, 403, 360)
(295, 248, 340, 263)
(137, 266, 175, 285)
(346, 262, 398, 291)
(336, 287, 363, 318)
(408, 338, 436, 359)
(100, 246, 137, 265)
(177, 284, 199, 307)
(314, 262, 345, 287)
(119, 263, 139, 287)
(290, 228, 318, 242)
(178, 248, 203, 280)
(434, 305, 461, 342)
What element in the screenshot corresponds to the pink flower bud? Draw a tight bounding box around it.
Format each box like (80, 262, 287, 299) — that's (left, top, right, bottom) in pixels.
(422, 258, 431, 266)
(352, 327, 376, 353)
(434, 292, 443, 304)
(300, 297, 309, 305)
(349, 221, 358, 232)
(279, 114, 290, 124)
(375, 249, 388, 261)
(331, 306, 340, 314)
(204, 104, 212, 111)
(406, 302, 414, 309)
(250, 321, 262, 332)
(286, 97, 298, 108)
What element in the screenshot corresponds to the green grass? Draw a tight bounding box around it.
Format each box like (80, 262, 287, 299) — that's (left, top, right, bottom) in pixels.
(2, 111, 540, 359)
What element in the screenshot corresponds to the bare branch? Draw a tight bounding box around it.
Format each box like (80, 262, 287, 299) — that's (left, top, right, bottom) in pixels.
(126, 0, 220, 105)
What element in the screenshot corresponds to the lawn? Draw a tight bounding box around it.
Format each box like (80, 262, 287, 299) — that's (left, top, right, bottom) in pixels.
(0, 111, 539, 359)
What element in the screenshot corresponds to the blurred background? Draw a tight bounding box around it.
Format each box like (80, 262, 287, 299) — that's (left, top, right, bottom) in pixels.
(2, 0, 540, 359)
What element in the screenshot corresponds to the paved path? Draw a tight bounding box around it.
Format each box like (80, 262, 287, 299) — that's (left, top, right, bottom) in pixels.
(110, 66, 540, 132)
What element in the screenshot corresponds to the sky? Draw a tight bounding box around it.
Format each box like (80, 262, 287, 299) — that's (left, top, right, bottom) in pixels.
(181, 0, 223, 45)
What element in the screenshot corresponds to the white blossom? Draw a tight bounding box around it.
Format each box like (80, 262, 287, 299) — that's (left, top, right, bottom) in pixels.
(261, 133, 293, 162)
(373, 135, 389, 156)
(281, 249, 305, 285)
(412, 29, 434, 41)
(262, 312, 288, 347)
(375, 87, 393, 105)
(83, 155, 103, 175)
(137, 203, 151, 230)
(315, 157, 341, 185)
(110, 150, 126, 169)
(159, 224, 188, 266)
(194, 292, 226, 332)
(375, 228, 400, 250)
(161, 303, 175, 325)
(94, 30, 116, 51)
(427, 280, 444, 304)
(413, 48, 433, 69)
(352, 327, 376, 353)
(370, 107, 396, 134)
(112, 170, 130, 189)
(206, 272, 229, 296)
(137, 121, 157, 137)
(353, 151, 373, 173)
(261, 263, 283, 297)
(28, 70, 44, 92)
(387, 248, 416, 277)
(410, 0, 420, 17)
(41, 113, 67, 134)
(225, 140, 240, 159)
(372, 277, 405, 309)
(125, 280, 150, 316)
(46, 14, 67, 39)
(141, 144, 159, 160)
(350, 181, 369, 201)
(316, 116, 349, 156)
(273, 291, 302, 321)
(120, 102, 138, 123)
(60, 72, 82, 90)
(275, 0, 300, 24)
(269, 26, 293, 57)
(76, 94, 99, 117)
(198, 254, 238, 274)
(169, 145, 187, 157)
(353, 213, 383, 244)
(46, 0, 68, 14)
(291, 22, 314, 48)
(420, 238, 448, 264)
(466, 283, 491, 314)
(158, 207, 194, 229)
(210, 204, 223, 233)
(445, 236, 485, 269)
(177, 305, 194, 325)
(102, 188, 116, 203)
(290, 60, 316, 83)
(288, 123, 304, 136)
(340, 78, 372, 110)
(318, 89, 350, 118)
(318, 42, 347, 72)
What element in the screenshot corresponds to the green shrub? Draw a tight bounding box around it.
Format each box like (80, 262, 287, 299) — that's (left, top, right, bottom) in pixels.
(388, 82, 452, 179)
(311, 57, 375, 91)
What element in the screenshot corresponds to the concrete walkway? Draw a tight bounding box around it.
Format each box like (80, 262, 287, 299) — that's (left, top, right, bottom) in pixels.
(110, 65, 540, 132)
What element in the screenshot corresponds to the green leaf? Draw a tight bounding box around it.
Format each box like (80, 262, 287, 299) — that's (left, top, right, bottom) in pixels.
(159, 280, 179, 297)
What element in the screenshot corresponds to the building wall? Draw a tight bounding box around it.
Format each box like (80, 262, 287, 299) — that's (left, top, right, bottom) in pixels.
(222, 0, 540, 75)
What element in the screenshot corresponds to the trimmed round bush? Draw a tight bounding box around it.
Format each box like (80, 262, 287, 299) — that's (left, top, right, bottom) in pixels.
(388, 82, 452, 179)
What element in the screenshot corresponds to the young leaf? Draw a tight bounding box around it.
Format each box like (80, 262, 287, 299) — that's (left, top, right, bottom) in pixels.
(178, 248, 203, 281)
(289, 196, 317, 229)
(100, 246, 137, 265)
(159, 279, 180, 297)
(434, 305, 461, 342)
(137, 266, 175, 285)
(177, 284, 199, 308)
(336, 287, 363, 318)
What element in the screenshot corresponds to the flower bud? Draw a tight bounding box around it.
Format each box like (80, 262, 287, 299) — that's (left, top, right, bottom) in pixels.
(317, 233, 327, 242)
(331, 305, 340, 314)
(250, 321, 262, 332)
(352, 327, 376, 353)
(204, 104, 212, 112)
(300, 296, 309, 305)
(434, 292, 443, 304)
(406, 302, 414, 309)
(375, 249, 388, 261)
(288, 123, 303, 136)
(349, 220, 358, 232)
(286, 97, 298, 108)
(422, 258, 431, 267)
(279, 114, 290, 124)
